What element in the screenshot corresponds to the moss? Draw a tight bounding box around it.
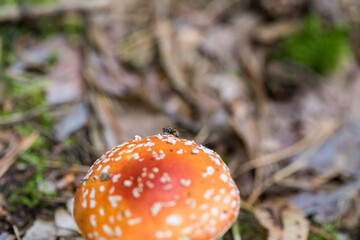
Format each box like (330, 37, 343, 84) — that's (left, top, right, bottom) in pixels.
(8, 133, 58, 209)
(14, 124, 33, 136)
(308, 223, 339, 240)
(5, 81, 56, 209)
(0, 25, 22, 67)
(0, 14, 83, 68)
(0, 76, 48, 117)
(271, 14, 351, 75)
(0, 2, 84, 213)
(8, 178, 57, 210)
(8, 180, 41, 209)
(62, 13, 84, 44)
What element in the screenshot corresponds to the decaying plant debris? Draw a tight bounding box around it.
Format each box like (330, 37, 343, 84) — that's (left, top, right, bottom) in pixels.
(0, 0, 360, 239)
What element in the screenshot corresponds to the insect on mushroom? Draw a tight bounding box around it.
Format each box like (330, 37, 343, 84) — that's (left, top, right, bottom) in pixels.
(73, 133, 240, 240)
(162, 126, 181, 138)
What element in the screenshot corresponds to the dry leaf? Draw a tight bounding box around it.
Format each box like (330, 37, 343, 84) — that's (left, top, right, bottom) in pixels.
(117, 29, 154, 69)
(54, 208, 79, 232)
(200, 26, 237, 68)
(311, 0, 345, 23)
(259, 0, 307, 19)
(23, 219, 56, 240)
(291, 178, 360, 223)
(54, 102, 88, 140)
(254, 200, 283, 240)
(0, 232, 15, 240)
(304, 123, 360, 176)
(281, 203, 309, 240)
(116, 108, 173, 140)
(45, 37, 83, 105)
(255, 199, 309, 240)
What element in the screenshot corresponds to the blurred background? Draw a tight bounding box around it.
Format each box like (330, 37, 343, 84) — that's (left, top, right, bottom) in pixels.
(0, 0, 360, 239)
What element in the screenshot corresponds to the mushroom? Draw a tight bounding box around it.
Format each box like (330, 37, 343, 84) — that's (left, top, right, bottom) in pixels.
(74, 134, 240, 240)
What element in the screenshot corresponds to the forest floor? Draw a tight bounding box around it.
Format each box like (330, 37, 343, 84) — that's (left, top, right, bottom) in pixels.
(0, 0, 360, 239)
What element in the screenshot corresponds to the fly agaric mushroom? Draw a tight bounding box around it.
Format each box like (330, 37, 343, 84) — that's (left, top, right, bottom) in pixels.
(74, 134, 240, 240)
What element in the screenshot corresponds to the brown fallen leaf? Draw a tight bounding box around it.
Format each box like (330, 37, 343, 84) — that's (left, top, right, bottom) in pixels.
(252, 20, 300, 44)
(254, 201, 282, 240)
(281, 202, 309, 240)
(254, 199, 309, 240)
(259, 0, 307, 19)
(0, 132, 38, 178)
(30, 37, 84, 105)
(0, 194, 9, 218)
(55, 174, 75, 190)
(341, 192, 360, 227)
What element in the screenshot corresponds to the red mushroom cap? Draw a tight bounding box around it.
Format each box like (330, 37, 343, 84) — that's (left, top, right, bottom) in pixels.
(74, 134, 240, 240)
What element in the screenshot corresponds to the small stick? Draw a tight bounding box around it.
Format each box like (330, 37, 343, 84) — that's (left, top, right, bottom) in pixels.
(247, 120, 339, 204)
(0, 0, 110, 22)
(154, 1, 201, 118)
(309, 225, 336, 240)
(0, 132, 38, 178)
(12, 225, 22, 240)
(231, 220, 242, 240)
(0, 106, 47, 126)
(236, 134, 312, 175)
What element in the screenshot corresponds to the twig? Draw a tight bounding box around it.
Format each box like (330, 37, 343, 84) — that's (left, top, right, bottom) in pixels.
(249, 122, 265, 206)
(227, 113, 261, 161)
(202, 0, 243, 26)
(0, 0, 110, 22)
(84, 21, 128, 146)
(240, 200, 255, 213)
(278, 155, 348, 190)
(84, 63, 126, 147)
(339, 0, 360, 65)
(40, 196, 68, 204)
(51, 234, 82, 239)
(86, 22, 127, 95)
(237, 43, 267, 117)
(0, 106, 47, 127)
(154, 1, 201, 118)
(87, 90, 126, 148)
(0, 102, 73, 127)
(226, 99, 265, 204)
(252, 20, 300, 44)
(309, 225, 336, 240)
(0, 37, 3, 70)
(12, 225, 22, 240)
(231, 220, 242, 240)
(247, 120, 339, 204)
(0, 132, 38, 178)
(236, 134, 313, 175)
(194, 125, 211, 144)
